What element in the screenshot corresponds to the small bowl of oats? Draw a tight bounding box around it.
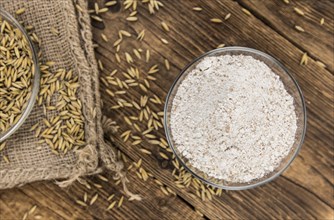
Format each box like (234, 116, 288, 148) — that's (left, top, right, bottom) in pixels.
(0, 9, 40, 142)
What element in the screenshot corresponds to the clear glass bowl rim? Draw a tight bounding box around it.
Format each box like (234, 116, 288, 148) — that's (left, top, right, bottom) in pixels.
(0, 9, 40, 142)
(164, 46, 307, 190)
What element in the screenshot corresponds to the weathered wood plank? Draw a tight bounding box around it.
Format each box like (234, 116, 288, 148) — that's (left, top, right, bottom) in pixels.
(81, 170, 204, 220)
(0, 184, 82, 220)
(0, 163, 203, 220)
(237, 0, 334, 72)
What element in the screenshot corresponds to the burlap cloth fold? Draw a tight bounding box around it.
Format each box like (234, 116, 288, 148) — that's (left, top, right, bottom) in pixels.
(0, 0, 118, 189)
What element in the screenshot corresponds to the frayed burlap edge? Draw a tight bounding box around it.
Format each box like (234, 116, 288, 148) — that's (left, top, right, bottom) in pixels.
(54, 0, 101, 187)
(69, 0, 141, 200)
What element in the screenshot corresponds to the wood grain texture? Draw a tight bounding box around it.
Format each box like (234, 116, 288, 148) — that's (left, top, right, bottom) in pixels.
(238, 0, 334, 72)
(1, 0, 333, 219)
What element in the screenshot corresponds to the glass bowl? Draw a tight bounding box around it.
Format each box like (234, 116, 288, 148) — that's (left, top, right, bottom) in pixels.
(164, 47, 307, 190)
(0, 9, 40, 142)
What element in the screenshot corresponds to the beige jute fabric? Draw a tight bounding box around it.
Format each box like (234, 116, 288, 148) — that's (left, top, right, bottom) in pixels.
(0, 0, 119, 189)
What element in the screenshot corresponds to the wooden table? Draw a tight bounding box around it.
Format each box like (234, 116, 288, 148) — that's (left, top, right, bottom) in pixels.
(1, 0, 333, 219)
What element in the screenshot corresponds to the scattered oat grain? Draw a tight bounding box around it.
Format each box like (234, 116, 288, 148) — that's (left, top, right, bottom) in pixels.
(294, 7, 304, 16)
(161, 22, 170, 32)
(295, 25, 305, 32)
(242, 8, 251, 16)
(210, 18, 223, 23)
(192, 7, 202, 11)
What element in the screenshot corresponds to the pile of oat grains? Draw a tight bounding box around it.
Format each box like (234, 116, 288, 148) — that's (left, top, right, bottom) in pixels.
(0, 9, 85, 159)
(0, 17, 34, 136)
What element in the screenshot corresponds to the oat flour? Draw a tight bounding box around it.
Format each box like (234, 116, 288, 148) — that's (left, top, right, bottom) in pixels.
(170, 55, 297, 183)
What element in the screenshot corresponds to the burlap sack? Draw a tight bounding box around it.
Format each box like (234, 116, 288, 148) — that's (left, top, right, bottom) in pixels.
(0, 0, 118, 189)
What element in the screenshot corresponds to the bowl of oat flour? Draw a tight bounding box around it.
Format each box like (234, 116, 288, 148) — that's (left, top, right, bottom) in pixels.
(164, 47, 306, 189)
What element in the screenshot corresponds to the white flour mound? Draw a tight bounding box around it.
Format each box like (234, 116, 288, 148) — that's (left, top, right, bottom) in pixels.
(170, 55, 297, 183)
